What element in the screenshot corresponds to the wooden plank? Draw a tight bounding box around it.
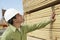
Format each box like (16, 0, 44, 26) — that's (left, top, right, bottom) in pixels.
(24, 0, 60, 13)
(23, 0, 56, 12)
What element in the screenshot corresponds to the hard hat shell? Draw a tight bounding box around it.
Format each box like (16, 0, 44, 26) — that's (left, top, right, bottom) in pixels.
(4, 8, 22, 22)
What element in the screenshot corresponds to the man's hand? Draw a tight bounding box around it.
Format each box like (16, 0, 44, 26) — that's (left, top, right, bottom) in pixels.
(50, 13, 56, 22)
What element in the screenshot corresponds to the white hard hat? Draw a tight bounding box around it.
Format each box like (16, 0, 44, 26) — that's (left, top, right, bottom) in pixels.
(4, 8, 23, 22)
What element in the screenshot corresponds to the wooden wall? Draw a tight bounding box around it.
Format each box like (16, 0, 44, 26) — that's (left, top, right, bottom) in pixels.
(24, 4, 60, 40)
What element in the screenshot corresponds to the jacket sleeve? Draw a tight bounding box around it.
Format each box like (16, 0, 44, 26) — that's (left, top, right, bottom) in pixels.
(23, 20, 51, 33)
(1, 30, 12, 40)
(1, 36, 12, 40)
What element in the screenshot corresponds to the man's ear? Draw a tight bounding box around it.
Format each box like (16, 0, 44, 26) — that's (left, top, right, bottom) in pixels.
(13, 19, 16, 22)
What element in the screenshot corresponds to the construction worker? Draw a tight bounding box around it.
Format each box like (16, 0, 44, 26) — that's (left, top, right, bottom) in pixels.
(1, 8, 55, 40)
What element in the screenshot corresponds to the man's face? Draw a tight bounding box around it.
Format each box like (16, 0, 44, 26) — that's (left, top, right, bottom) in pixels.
(15, 13, 24, 23)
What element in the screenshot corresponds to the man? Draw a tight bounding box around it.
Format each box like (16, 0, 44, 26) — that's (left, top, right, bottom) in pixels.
(1, 8, 56, 40)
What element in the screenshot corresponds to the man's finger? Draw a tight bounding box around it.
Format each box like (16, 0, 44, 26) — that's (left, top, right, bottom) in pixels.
(52, 13, 56, 19)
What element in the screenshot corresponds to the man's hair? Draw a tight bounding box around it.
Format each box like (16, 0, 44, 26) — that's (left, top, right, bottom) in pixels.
(8, 15, 16, 25)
